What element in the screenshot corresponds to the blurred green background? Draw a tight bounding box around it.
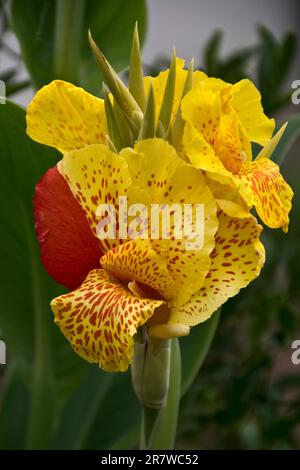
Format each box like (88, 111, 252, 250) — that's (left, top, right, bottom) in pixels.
(0, 0, 299, 450)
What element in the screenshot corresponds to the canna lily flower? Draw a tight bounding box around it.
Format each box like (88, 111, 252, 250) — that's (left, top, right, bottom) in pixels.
(146, 59, 293, 232)
(26, 28, 281, 374)
(30, 132, 264, 371)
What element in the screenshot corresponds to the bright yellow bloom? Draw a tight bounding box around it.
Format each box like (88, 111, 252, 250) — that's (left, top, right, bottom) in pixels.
(27, 78, 265, 371)
(147, 59, 293, 232)
(26, 31, 294, 374)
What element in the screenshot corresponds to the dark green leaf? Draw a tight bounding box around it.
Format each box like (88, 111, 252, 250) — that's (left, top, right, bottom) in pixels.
(0, 364, 29, 449)
(0, 100, 87, 447)
(54, 366, 140, 450)
(11, 0, 147, 94)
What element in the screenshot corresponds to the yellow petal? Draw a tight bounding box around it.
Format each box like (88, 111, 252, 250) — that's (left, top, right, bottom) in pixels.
(215, 112, 245, 174)
(235, 158, 293, 231)
(181, 86, 221, 147)
(59, 144, 131, 251)
(51, 269, 164, 372)
(26, 80, 107, 152)
(228, 79, 275, 145)
(182, 124, 233, 186)
(208, 179, 250, 218)
(120, 138, 219, 306)
(101, 239, 176, 301)
(171, 212, 265, 326)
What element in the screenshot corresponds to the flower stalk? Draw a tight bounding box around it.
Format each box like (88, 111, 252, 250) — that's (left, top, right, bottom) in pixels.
(53, 0, 86, 83)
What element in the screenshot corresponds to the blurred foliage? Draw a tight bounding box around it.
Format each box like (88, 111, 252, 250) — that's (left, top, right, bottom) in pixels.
(146, 26, 297, 116)
(0, 0, 31, 96)
(10, 0, 147, 94)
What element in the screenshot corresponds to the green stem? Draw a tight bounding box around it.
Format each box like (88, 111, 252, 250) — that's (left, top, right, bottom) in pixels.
(140, 407, 160, 449)
(53, 0, 86, 83)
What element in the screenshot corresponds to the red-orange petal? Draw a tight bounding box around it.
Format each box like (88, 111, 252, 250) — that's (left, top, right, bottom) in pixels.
(34, 166, 102, 289)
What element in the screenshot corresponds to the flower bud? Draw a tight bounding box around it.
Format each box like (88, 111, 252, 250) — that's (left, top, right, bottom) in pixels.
(131, 335, 171, 409)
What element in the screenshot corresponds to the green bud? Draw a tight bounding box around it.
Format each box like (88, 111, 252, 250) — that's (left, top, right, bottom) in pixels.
(113, 100, 134, 148)
(157, 48, 176, 133)
(156, 120, 166, 139)
(103, 85, 123, 152)
(105, 135, 118, 153)
(138, 82, 156, 141)
(131, 334, 171, 409)
(89, 31, 143, 125)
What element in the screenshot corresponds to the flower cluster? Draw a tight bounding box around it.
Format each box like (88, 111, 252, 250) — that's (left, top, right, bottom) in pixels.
(27, 29, 292, 372)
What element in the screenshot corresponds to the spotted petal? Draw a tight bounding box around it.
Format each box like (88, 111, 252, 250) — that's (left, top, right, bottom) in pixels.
(120, 139, 218, 306)
(59, 144, 132, 252)
(235, 158, 293, 232)
(101, 239, 175, 301)
(51, 269, 164, 372)
(182, 124, 233, 186)
(26, 80, 107, 152)
(181, 86, 221, 147)
(171, 212, 265, 325)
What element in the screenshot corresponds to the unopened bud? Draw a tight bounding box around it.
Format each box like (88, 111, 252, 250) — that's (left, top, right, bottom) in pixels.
(131, 335, 171, 409)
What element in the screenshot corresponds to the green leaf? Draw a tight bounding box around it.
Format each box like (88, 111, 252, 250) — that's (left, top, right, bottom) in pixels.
(10, 0, 147, 94)
(54, 367, 140, 450)
(0, 364, 29, 449)
(180, 310, 220, 396)
(272, 114, 300, 166)
(0, 100, 87, 448)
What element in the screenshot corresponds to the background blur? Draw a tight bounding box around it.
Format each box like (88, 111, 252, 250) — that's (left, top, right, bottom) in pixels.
(0, 0, 300, 450)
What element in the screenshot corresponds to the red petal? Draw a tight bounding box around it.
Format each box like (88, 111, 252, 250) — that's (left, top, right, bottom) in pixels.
(34, 166, 102, 290)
